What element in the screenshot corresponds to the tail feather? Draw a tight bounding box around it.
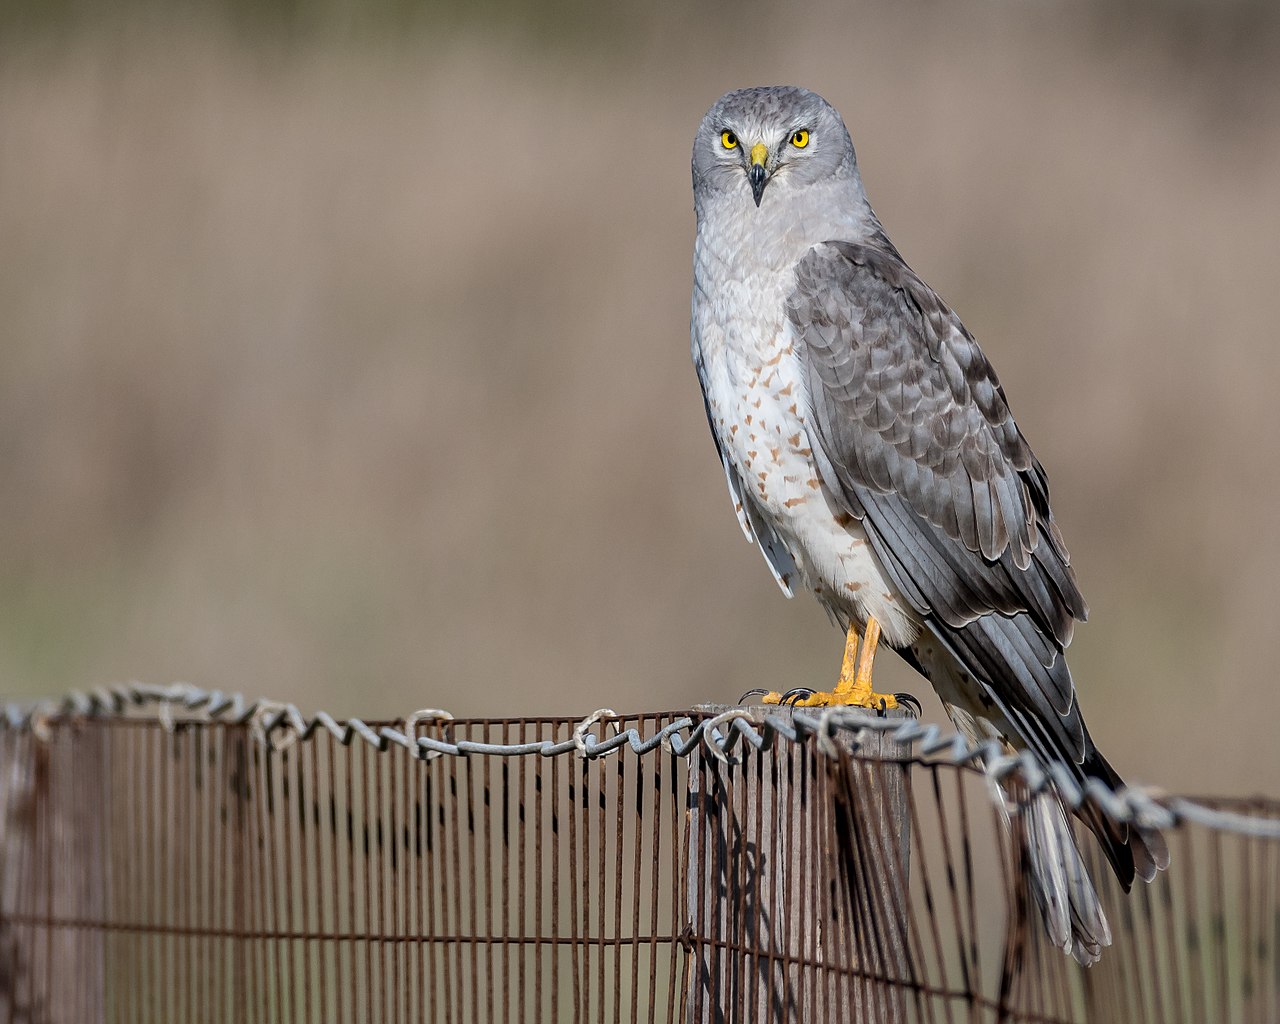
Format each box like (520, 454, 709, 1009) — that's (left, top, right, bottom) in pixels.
(907, 640, 1169, 965)
(1019, 787, 1110, 965)
(945, 697, 1117, 964)
(993, 748, 1167, 965)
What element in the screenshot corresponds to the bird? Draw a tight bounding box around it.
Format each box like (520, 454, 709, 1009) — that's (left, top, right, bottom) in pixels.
(689, 85, 1167, 964)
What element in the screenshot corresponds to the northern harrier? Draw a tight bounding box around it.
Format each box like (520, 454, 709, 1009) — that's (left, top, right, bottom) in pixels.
(690, 85, 1167, 963)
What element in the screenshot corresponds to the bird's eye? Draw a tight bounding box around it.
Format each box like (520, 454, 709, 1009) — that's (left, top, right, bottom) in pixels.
(720, 130, 739, 150)
(790, 130, 809, 149)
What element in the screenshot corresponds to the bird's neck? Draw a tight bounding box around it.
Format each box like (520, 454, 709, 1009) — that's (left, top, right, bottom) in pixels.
(694, 177, 884, 282)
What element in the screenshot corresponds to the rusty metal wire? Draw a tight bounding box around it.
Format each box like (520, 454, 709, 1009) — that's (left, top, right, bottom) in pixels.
(2, 683, 1274, 841)
(0, 685, 1277, 1022)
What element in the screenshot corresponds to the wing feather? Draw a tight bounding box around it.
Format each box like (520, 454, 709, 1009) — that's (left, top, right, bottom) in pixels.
(788, 240, 1089, 766)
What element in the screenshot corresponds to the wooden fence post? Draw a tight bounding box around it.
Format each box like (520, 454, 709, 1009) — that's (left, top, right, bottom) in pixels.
(685, 704, 914, 1023)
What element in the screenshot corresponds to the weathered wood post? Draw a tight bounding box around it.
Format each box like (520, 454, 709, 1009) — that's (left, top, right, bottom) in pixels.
(685, 704, 913, 1023)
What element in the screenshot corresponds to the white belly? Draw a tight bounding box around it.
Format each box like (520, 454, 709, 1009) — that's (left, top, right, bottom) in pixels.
(698, 321, 920, 649)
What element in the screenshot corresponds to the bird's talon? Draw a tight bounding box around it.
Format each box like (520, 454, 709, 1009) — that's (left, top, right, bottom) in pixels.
(894, 692, 922, 716)
(739, 688, 770, 703)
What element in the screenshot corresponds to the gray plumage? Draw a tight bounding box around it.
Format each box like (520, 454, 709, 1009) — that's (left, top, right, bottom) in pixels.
(690, 85, 1167, 964)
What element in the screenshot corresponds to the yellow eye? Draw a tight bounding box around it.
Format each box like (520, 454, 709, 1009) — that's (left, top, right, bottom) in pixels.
(720, 130, 739, 150)
(790, 129, 809, 149)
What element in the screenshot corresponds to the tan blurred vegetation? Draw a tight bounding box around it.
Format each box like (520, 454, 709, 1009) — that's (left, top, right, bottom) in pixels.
(2, 1, 1279, 796)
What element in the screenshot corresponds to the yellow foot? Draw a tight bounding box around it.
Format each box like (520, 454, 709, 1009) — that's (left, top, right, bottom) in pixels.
(758, 687, 899, 711)
(746, 616, 902, 713)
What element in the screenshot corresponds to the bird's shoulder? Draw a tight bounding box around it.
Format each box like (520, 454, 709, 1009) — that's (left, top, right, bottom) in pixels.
(787, 238, 1029, 465)
(790, 239, 969, 365)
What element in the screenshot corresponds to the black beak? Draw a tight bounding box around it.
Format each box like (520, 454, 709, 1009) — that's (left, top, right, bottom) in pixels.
(748, 164, 767, 207)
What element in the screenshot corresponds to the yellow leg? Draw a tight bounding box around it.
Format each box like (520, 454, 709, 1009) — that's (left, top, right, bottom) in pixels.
(759, 618, 899, 711)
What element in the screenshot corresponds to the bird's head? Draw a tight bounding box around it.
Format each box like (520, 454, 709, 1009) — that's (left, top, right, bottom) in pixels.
(692, 86, 859, 210)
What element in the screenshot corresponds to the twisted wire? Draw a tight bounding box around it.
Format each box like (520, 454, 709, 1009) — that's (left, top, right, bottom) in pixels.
(1, 681, 1276, 839)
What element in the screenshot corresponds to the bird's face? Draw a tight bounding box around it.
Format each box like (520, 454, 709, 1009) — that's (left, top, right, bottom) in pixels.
(692, 86, 857, 210)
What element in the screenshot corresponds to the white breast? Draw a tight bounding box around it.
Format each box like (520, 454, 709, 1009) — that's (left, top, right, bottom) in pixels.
(693, 254, 921, 649)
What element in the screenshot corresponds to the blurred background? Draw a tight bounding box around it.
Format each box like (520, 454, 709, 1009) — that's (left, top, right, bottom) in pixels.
(2, 0, 1279, 797)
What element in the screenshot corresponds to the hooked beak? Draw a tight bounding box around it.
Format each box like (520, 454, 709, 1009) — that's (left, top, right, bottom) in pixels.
(748, 142, 768, 207)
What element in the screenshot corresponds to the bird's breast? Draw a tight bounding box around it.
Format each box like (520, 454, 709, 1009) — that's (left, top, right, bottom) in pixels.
(693, 261, 920, 647)
(692, 221, 820, 503)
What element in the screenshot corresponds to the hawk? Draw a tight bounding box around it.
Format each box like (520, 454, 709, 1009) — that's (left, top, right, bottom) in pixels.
(689, 85, 1167, 964)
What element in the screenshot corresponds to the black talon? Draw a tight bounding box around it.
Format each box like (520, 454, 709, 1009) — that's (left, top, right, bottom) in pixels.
(739, 688, 770, 703)
(780, 687, 813, 707)
(894, 692, 923, 716)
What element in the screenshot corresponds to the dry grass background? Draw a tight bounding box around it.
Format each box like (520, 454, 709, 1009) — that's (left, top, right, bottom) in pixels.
(2, 1, 1279, 797)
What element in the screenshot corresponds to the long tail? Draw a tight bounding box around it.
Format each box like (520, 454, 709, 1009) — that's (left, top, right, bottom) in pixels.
(902, 635, 1169, 963)
(1009, 784, 1110, 965)
(938, 699, 1167, 965)
(944, 697, 1115, 964)
(1000, 753, 1168, 965)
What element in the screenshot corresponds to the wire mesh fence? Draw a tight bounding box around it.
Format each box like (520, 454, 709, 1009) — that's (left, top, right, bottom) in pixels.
(0, 685, 1277, 1023)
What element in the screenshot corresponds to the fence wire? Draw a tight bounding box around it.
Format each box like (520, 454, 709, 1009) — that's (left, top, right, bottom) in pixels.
(0, 684, 1277, 1023)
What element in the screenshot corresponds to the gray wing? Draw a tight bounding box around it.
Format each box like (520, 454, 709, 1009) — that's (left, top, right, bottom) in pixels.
(788, 241, 1090, 767)
(694, 348, 798, 597)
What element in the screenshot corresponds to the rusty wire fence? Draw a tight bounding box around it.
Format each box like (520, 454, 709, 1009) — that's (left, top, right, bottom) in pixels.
(0, 684, 1277, 1023)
